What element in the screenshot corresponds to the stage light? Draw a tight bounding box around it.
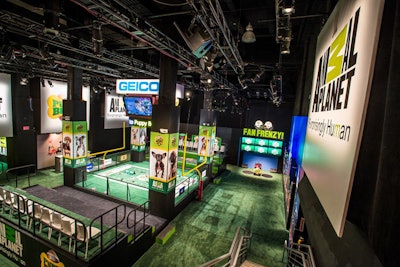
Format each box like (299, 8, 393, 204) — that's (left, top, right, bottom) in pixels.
(48, 80, 54, 87)
(281, 40, 291, 54)
(282, 0, 295, 16)
(242, 23, 256, 44)
(174, 21, 213, 59)
(20, 77, 28, 86)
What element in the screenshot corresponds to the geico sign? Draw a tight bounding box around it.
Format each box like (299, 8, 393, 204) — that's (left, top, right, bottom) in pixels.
(116, 79, 159, 95)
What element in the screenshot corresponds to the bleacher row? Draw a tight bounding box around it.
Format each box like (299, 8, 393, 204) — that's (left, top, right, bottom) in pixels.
(0, 186, 103, 259)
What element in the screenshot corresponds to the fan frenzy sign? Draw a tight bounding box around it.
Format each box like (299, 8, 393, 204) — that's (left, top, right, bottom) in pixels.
(302, 0, 384, 237)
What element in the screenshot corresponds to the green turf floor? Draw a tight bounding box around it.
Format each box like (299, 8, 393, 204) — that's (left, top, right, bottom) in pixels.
(133, 164, 288, 267)
(0, 163, 288, 267)
(79, 161, 200, 206)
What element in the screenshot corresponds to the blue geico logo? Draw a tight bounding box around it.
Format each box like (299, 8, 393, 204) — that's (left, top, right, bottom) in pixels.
(116, 79, 159, 95)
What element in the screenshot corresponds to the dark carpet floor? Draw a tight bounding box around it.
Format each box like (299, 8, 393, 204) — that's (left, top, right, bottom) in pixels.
(24, 185, 167, 235)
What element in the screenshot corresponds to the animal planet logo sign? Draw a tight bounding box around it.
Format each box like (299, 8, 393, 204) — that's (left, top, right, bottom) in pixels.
(0, 222, 24, 265)
(308, 8, 360, 142)
(303, 0, 384, 237)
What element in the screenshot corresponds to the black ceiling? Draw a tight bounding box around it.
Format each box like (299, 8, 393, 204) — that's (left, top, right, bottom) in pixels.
(0, 0, 338, 103)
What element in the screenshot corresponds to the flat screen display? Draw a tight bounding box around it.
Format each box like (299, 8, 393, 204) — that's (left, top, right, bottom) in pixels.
(123, 96, 153, 118)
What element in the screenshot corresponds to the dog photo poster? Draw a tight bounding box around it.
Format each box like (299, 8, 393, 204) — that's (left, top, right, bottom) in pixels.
(149, 132, 169, 181)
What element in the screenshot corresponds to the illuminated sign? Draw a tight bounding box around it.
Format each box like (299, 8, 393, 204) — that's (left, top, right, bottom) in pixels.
(302, 0, 384, 237)
(116, 79, 159, 95)
(242, 128, 284, 140)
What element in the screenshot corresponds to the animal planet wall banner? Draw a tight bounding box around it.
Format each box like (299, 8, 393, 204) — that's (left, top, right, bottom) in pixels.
(302, 0, 384, 237)
(0, 73, 13, 137)
(130, 126, 147, 152)
(62, 121, 88, 168)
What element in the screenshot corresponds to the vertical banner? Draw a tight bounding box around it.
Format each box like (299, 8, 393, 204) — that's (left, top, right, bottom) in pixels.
(302, 0, 384, 237)
(197, 125, 216, 163)
(0, 137, 7, 156)
(0, 73, 13, 137)
(130, 126, 147, 151)
(149, 132, 178, 193)
(62, 121, 87, 168)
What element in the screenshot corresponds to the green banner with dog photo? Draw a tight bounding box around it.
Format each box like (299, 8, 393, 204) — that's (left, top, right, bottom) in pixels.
(149, 132, 179, 184)
(197, 125, 216, 164)
(62, 121, 87, 168)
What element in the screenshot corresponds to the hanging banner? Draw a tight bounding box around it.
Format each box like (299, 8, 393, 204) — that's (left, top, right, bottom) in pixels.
(302, 0, 384, 237)
(40, 80, 90, 133)
(0, 73, 13, 137)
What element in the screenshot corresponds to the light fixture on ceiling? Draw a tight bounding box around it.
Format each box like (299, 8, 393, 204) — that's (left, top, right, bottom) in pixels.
(20, 77, 28, 86)
(281, 40, 291, 54)
(242, 23, 256, 44)
(282, 0, 295, 16)
(48, 80, 54, 87)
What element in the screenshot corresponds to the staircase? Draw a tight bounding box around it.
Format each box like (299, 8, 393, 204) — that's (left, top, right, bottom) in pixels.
(198, 226, 252, 267)
(240, 260, 265, 267)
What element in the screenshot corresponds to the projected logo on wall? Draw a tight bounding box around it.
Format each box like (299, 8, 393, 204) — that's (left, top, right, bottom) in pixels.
(302, 0, 384, 237)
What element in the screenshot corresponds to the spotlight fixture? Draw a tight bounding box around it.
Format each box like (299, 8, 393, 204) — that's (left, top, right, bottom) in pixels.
(242, 23, 256, 44)
(281, 40, 291, 54)
(41, 78, 46, 87)
(47, 80, 54, 87)
(282, 0, 295, 16)
(20, 77, 28, 86)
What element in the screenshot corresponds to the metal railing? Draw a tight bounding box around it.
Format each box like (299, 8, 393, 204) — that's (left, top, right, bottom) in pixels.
(199, 226, 252, 267)
(126, 200, 151, 241)
(5, 164, 36, 187)
(0, 185, 128, 260)
(283, 241, 316, 267)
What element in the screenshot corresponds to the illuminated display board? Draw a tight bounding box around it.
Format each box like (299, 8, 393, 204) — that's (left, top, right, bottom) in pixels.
(240, 136, 282, 156)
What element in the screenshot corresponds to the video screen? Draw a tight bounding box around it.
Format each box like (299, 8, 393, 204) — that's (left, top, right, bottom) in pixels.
(123, 96, 152, 118)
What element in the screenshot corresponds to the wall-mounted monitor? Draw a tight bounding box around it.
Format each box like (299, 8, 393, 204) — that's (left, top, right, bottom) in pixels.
(123, 96, 153, 119)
